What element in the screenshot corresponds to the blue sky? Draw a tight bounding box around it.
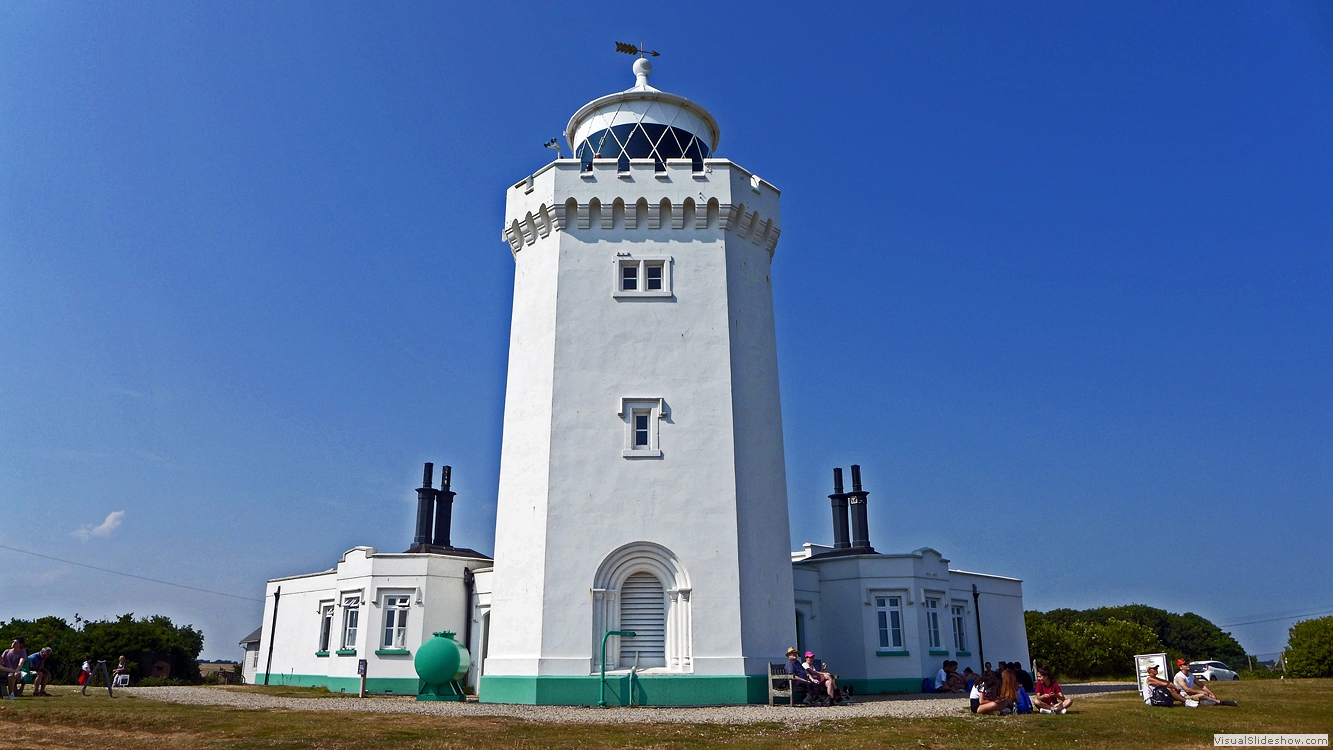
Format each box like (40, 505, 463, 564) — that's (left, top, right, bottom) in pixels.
(2, 2, 1329, 660)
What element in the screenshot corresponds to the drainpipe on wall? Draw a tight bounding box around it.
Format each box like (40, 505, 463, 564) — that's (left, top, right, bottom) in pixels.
(972, 583, 984, 668)
(463, 567, 475, 672)
(263, 586, 281, 686)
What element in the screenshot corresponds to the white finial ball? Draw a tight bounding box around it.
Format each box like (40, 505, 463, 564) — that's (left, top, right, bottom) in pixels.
(633, 57, 652, 86)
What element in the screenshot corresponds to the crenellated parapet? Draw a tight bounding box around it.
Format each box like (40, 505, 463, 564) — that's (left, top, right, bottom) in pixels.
(502, 158, 782, 257)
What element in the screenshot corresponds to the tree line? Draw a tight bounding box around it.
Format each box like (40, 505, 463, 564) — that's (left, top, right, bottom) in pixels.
(0, 614, 204, 685)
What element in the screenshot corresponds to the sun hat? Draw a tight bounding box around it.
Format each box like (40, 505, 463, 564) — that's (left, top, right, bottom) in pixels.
(786, 647, 798, 656)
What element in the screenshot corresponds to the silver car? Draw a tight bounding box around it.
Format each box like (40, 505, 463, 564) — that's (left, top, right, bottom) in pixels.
(1190, 661, 1240, 681)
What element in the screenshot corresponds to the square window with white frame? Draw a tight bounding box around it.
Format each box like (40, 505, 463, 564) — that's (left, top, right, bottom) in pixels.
(614, 257, 672, 297)
(318, 603, 334, 652)
(951, 604, 968, 652)
(875, 595, 904, 649)
(382, 595, 410, 649)
(341, 596, 360, 650)
(620, 398, 666, 457)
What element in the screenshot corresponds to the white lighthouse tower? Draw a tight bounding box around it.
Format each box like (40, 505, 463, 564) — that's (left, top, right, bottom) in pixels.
(480, 57, 793, 705)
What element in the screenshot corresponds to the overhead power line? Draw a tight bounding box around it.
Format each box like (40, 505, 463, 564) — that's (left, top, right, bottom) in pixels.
(0, 543, 263, 603)
(1217, 608, 1333, 629)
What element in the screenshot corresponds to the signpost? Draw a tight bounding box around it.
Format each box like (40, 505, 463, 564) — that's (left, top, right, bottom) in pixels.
(357, 658, 367, 698)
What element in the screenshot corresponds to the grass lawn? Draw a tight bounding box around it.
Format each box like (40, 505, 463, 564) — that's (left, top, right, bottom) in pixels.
(2, 679, 1329, 749)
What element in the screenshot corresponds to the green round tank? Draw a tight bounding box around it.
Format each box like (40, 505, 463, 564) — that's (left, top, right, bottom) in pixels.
(415, 631, 470, 684)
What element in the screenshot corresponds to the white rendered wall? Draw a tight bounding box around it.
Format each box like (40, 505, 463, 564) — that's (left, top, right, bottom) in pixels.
(487, 158, 793, 678)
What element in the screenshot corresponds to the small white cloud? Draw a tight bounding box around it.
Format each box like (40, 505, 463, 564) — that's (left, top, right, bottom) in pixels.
(72, 510, 125, 541)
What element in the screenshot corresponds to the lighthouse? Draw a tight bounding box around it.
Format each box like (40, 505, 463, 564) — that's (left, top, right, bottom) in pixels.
(480, 56, 794, 705)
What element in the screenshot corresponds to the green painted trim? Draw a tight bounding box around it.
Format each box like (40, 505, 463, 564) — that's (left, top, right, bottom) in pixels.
(876, 649, 911, 657)
(335, 649, 357, 656)
(479, 674, 770, 706)
(375, 649, 411, 656)
(928, 649, 950, 656)
(315, 651, 329, 657)
(256, 673, 418, 695)
(955, 651, 971, 657)
(843, 678, 924, 695)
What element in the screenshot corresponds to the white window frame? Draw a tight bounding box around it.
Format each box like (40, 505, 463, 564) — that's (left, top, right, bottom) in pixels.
(341, 595, 361, 651)
(875, 595, 905, 650)
(317, 603, 334, 652)
(613, 255, 673, 298)
(951, 603, 968, 652)
(619, 398, 667, 458)
(381, 594, 410, 650)
(925, 598, 942, 650)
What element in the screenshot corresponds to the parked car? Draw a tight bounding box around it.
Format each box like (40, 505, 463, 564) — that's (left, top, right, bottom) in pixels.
(1190, 661, 1240, 681)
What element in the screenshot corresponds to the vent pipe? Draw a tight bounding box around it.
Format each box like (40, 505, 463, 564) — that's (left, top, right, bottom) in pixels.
(432, 465, 456, 548)
(413, 463, 435, 547)
(848, 464, 874, 553)
(829, 468, 850, 550)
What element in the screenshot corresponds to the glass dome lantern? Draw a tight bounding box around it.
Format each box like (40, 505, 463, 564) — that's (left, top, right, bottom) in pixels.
(565, 58, 720, 172)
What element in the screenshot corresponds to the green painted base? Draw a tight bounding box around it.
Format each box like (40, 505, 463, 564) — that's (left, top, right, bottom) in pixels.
(842, 678, 924, 695)
(256, 673, 419, 695)
(478, 674, 770, 706)
(418, 679, 466, 702)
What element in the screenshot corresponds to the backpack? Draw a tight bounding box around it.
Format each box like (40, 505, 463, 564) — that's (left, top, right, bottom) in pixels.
(1015, 688, 1033, 714)
(1149, 686, 1175, 707)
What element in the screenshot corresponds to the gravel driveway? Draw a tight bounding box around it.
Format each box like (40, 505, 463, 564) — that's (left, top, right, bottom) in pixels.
(124, 684, 1134, 725)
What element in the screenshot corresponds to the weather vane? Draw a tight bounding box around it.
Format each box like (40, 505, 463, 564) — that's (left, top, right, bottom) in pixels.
(615, 41, 660, 58)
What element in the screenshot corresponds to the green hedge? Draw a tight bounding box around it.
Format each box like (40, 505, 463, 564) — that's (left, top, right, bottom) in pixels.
(0, 614, 204, 685)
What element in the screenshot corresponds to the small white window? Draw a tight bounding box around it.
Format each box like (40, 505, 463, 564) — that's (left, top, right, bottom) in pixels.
(382, 595, 409, 649)
(620, 398, 666, 457)
(951, 604, 967, 652)
(318, 604, 334, 652)
(925, 598, 941, 649)
(876, 596, 904, 649)
(614, 257, 672, 297)
(341, 596, 361, 650)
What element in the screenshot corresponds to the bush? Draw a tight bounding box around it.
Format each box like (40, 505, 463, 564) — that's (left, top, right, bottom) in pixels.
(1027, 612, 1163, 678)
(1285, 616, 1333, 678)
(0, 614, 205, 685)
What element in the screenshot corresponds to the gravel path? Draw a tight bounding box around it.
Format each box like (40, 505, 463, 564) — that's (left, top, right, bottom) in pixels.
(124, 684, 1134, 725)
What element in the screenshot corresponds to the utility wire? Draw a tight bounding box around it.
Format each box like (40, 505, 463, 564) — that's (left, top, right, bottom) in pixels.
(0, 543, 263, 603)
(1218, 609, 1333, 629)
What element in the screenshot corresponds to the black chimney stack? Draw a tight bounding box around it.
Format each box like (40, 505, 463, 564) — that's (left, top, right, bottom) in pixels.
(829, 468, 850, 550)
(413, 463, 435, 547)
(848, 464, 874, 553)
(432, 465, 455, 549)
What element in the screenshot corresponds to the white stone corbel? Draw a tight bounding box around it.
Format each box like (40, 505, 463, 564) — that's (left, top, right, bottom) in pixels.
(577, 202, 590, 230)
(648, 202, 661, 230)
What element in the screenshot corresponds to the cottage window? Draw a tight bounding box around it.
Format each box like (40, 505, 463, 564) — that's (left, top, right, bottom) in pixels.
(951, 604, 968, 652)
(925, 598, 941, 649)
(876, 596, 903, 649)
(341, 596, 361, 650)
(383, 596, 410, 649)
(318, 604, 334, 652)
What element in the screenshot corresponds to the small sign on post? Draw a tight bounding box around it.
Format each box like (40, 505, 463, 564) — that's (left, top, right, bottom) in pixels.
(357, 659, 367, 698)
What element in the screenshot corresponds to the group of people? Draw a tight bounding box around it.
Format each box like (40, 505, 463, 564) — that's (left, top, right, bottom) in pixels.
(782, 647, 851, 706)
(934, 659, 1073, 716)
(1142, 660, 1238, 708)
(0, 638, 54, 698)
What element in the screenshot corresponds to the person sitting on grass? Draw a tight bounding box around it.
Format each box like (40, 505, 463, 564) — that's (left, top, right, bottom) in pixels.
(1173, 659, 1237, 706)
(1142, 664, 1196, 707)
(977, 668, 1018, 714)
(1032, 665, 1072, 714)
(21, 648, 54, 697)
(934, 660, 963, 693)
(945, 662, 967, 692)
(783, 647, 822, 705)
(2, 638, 27, 700)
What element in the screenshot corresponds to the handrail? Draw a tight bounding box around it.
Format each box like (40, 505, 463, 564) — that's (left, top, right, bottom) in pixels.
(598, 630, 636, 707)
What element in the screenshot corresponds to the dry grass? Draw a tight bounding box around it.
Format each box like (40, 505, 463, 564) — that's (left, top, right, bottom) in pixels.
(2, 678, 1329, 749)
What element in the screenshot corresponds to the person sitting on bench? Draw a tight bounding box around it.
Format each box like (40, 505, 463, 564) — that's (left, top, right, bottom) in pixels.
(783, 647, 822, 704)
(2, 638, 27, 700)
(802, 651, 843, 704)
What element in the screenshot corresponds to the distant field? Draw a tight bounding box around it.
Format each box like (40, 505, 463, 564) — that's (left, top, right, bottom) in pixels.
(2, 678, 1329, 749)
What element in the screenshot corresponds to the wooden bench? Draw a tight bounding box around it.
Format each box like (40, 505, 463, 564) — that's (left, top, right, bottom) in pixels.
(768, 663, 794, 706)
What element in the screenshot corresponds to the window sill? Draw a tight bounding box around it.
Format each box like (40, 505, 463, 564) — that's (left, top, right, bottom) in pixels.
(374, 649, 411, 656)
(654, 173, 670, 181)
(876, 649, 910, 657)
(691, 172, 708, 180)
(612, 291, 673, 299)
(955, 651, 971, 657)
(335, 649, 357, 656)
(581, 172, 596, 181)
(622, 449, 663, 459)
(928, 649, 950, 656)
(618, 172, 633, 180)
(315, 651, 330, 658)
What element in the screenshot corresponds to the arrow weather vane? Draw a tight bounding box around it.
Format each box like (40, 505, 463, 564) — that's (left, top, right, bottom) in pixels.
(615, 41, 660, 58)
